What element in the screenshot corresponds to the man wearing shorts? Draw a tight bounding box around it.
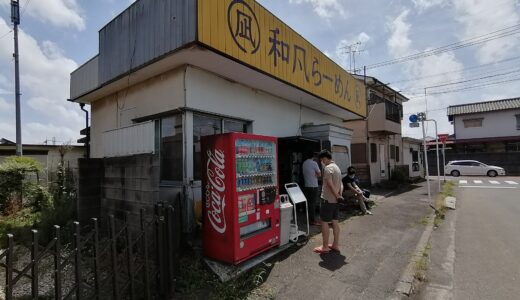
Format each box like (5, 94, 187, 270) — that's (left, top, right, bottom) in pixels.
(313, 150, 343, 254)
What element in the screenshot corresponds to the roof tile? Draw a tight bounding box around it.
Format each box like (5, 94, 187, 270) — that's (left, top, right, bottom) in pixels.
(447, 97, 520, 116)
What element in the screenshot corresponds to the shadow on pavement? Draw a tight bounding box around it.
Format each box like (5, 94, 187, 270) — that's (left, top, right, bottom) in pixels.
(318, 251, 348, 271)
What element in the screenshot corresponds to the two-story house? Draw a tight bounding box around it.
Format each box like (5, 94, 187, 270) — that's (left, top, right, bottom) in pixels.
(447, 97, 520, 153)
(345, 75, 409, 185)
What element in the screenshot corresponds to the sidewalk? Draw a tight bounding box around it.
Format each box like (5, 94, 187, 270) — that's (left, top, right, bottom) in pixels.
(253, 183, 433, 300)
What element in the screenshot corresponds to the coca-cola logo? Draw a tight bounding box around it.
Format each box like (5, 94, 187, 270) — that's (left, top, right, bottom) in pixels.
(205, 149, 227, 234)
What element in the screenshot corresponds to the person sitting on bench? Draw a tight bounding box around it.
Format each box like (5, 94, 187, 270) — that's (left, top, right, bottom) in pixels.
(342, 167, 373, 215)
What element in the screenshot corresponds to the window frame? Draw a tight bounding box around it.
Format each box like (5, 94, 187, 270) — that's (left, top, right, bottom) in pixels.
(463, 118, 484, 128)
(159, 113, 184, 185)
(192, 113, 251, 181)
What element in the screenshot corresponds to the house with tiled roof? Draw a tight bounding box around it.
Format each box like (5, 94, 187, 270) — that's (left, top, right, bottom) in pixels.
(447, 97, 520, 153)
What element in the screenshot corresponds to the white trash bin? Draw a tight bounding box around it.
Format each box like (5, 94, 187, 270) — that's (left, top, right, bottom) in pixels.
(279, 194, 293, 246)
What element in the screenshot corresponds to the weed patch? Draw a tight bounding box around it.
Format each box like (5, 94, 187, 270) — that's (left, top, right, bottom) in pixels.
(414, 243, 431, 282)
(433, 181, 455, 227)
(175, 255, 273, 299)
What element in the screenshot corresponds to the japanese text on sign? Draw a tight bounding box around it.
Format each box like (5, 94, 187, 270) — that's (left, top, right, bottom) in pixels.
(198, 0, 367, 117)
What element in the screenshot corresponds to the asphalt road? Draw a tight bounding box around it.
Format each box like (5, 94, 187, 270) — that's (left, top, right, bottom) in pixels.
(417, 176, 520, 300)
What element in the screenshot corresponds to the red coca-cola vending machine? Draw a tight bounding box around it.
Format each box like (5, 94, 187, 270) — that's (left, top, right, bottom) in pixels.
(202, 133, 280, 265)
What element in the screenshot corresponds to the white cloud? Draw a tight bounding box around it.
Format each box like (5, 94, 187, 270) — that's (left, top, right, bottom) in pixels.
(0, 97, 12, 113)
(0, 0, 85, 30)
(289, 0, 347, 20)
(385, 9, 464, 138)
(387, 10, 412, 58)
(24, 122, 78, 144)
(0, 121, 15, 141)
(412, 0, 448, 11)
(0, 17, 83, 144)
(453, 0, 520, 64)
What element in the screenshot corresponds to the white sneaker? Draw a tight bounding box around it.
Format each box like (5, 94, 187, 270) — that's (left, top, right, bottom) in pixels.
(365, 210, 373, 215)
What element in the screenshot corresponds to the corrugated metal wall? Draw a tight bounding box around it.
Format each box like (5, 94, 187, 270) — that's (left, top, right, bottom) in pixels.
(103, 121, 156, 157)
(98, 0, 197, 85)
(70, 55, 99, 99)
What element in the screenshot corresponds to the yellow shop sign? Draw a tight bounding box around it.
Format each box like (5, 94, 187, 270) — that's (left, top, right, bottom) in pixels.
(197, 0, 367, 117)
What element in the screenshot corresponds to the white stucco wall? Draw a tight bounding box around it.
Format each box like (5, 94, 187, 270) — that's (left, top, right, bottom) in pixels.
(454, 109, 520, 140)
(89, 65, 351, 159)
(402, 140, 422, 177)
(185, 66, 345, 137)
(90, 68, 186, 158)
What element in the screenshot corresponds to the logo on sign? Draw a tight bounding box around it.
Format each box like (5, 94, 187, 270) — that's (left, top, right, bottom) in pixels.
(206, 149, 227, 234)
(227, 0, 261, 54)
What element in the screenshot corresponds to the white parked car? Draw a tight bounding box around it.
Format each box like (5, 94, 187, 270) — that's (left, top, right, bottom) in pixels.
(445, 160, 506, 177)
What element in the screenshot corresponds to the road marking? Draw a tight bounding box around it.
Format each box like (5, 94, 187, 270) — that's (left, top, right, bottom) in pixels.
(473, 180, 483, 184)
(489, 180, 500, 184)
(460, 186, 517, 189)
(459, 180, 467, 184)
(505, 181, 518, 185)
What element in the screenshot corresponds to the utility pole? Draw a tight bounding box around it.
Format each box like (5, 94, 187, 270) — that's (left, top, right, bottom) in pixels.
(11, 0, 22, 156)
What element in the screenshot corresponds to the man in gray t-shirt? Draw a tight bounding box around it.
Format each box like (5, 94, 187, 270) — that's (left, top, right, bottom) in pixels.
(314, 150, 343, 254)
(302, 152, 321, 224)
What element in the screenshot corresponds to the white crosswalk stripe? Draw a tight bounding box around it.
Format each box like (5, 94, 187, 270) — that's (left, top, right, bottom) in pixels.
(505, 181, 518, 185)
(489, 180, 500, 184)
(459, 180, 467, 184)
(474, 180, 483, 184)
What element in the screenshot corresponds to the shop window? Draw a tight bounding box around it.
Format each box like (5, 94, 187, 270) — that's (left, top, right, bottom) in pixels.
(516, 114, 520, 130)
(464, 143, 485, 153)
(463, 118, 483, 128)
(160, 115, 183, 182)
(396, 146, 400, 162)
(390, 145, 396, 159)
(193, 114, 248, 180)
(370, 143, 377, 162)
(224, 119, 247, 133)
(506, 142, 520, 152)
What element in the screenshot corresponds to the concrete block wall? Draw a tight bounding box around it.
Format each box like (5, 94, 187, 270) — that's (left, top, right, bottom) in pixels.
(101, 154, 160, 222)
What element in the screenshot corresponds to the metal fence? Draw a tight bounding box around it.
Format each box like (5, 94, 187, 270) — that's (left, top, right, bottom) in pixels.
(0, 205, 176, 300)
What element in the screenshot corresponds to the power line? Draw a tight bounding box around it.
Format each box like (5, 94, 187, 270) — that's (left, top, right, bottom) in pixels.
(404, 74, 520, 99)
(0, 0, 28, 41)
(366, 23, 520, 69)
(21, 0, 32, 16)
(388, 55, 520, 85)
(403, 107, 447, 117)
(0, 29, 13, 40)
(427, 76, 520, 95)
(402, 67, 520, 93)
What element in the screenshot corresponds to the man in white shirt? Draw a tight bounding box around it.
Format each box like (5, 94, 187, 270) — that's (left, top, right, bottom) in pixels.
(313, 150, 343, 254)
(302, 152, 321, 225)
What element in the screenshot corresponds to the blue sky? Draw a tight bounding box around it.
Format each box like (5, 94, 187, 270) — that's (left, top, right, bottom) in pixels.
(0, 0, 519, 144)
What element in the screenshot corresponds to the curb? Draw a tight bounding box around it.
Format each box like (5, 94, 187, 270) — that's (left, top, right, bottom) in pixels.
(392, 211, 436, 298)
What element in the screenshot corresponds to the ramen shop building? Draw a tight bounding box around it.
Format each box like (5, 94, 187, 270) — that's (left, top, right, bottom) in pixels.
(70, 0, 367, 233)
